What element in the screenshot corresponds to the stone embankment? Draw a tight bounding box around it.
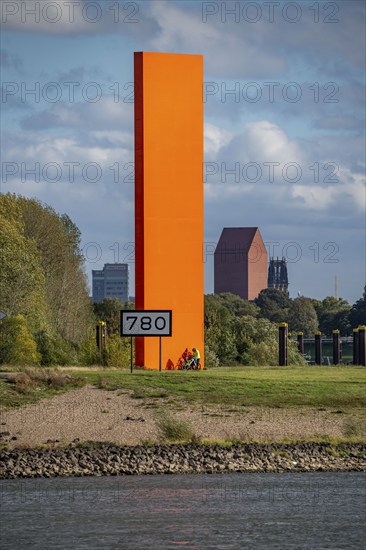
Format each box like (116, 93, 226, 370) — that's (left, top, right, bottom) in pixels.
(0, 442, 365, 479)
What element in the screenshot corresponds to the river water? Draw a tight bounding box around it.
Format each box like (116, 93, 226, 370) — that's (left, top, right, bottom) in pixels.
(1, 472, 365, 549)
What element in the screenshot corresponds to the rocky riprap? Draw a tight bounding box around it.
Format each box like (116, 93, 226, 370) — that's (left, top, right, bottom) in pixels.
(0, 443, 365, 479)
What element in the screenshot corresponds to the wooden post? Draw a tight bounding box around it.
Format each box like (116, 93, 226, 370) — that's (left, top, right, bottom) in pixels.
(159, 336, 162, 372)
(332, 329, 340, 365)
(279, 323, 288, 366)
(353, 328, 359, 365)
(297, 331, 304, 355)
(130, 336, 133, 373)
(359, 325, 366, 366)
(315, 331, 322, 365)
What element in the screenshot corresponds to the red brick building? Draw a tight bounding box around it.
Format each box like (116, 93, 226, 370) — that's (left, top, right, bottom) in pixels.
(214, 227, 268, 301)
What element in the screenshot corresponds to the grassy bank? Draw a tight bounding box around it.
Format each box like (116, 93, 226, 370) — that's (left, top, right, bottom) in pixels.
(83, 366, 366, 409)
(0, 365, 365, 412)
(0, 368, 85, 411)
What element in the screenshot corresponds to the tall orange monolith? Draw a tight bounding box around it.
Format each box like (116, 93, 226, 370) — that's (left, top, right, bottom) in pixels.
(134, 52, 204, 369)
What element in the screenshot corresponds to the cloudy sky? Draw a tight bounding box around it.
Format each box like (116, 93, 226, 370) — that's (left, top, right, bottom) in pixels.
(1, 0, 365, 303)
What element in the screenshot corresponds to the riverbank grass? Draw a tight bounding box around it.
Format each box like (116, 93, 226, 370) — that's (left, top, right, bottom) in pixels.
(1, 365, 365, 412)
(81, 366, 366, 409)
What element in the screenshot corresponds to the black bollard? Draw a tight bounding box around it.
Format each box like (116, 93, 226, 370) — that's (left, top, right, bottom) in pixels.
(315, 331, 322, 365)
(279, 323, 288, 366)
(340, 338, 342, 363)
(332, 330, 341, 365)
(359, 325, 366, 366)
(297, 331, 304, 355)
(96, 324, 100, 349)
(353, 328, 359, 365)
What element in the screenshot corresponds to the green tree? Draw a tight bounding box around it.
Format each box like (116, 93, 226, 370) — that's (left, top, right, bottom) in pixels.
(1, 194, 95, 364)
(313, 296, 351, 336)
(204, 295, 237, 363)
(204, 296, 305, 366)
(0, 195, 48, 333)
(105, 334, 131, 367)
(232, 315, 278, 364)
(349, 286, 366, 328)
(0, 315, 41, 365)
(14, 195, 94, 344)
(93, 298, 134, 335)
(35, 330, 76, 366)
(255, 288, 292, 323)
(210, 293, 259, 318)
(288, 297, 318, 336)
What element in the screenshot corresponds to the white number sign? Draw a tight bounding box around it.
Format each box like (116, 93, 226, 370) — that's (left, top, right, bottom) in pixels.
(120, 310, 172, 337)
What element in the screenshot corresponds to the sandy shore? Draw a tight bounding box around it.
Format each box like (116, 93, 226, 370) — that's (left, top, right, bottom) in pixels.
(1, 385, 365, 448)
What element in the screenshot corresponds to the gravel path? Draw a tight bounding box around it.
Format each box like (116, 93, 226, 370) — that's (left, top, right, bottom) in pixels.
(1, 385, 365, 448)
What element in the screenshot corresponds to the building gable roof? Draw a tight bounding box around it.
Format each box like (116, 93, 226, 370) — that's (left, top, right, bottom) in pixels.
(215, 227, 261, 254)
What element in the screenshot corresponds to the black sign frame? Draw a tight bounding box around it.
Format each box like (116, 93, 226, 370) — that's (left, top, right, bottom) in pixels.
(120, 310, 172, 337)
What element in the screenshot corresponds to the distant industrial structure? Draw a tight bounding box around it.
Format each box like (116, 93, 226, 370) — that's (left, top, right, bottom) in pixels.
(268, 257, 289, 293)
(214, 227, 268, 301)
(92, 263, 129, 303)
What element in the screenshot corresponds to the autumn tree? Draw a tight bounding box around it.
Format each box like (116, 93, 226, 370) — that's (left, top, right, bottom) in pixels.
(0, 195, 47, 332)
(15, 195, 94, 344)
(0, 315, 41, 365)
(0, 194, 95, 364)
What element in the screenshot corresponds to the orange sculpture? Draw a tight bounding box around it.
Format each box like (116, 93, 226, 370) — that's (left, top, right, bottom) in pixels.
(134, 52, 204, 369)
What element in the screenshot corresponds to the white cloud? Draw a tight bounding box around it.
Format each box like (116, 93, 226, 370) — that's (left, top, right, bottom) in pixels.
(202, 120, 365, 220)
(213, 120, 304, 183)
(2, 1, 91, 34)
(150, 0, 219, 50)
(205, 182, 254, 201)
(149, 1, 286, 78)
(2, 0, 365, 302)
(243, 120, 303, 164)
(204, 122, 232, 158)
(292, 166, 366, 211)
(21, 96, 134, 132)
(2, 0, 158, 38)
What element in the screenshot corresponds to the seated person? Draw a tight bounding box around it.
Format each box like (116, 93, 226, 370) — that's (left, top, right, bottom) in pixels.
(178, 348, 193, 369)
(182, 348, 192, 362)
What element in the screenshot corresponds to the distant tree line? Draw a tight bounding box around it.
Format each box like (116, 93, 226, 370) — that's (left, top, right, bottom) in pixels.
(0, 194, 364, 367)
(203, 289, 365, 367)
(254, 287, 365, 337)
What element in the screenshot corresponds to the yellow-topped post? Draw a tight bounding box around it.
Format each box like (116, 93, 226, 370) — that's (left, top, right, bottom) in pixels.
(353, 327, 359, 365)
(297, 331, 304, 355)
(96, 321, 107, 352)
(315, 331, 322, 365)
(332, 329, 341, 365)
(359, 325, 366, 366)
(279, 322, 288, 366)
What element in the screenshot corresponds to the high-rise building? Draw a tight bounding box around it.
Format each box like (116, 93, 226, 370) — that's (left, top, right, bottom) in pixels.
(92, 263, 129, 303)
(214, 227, 268, 300)
(268, 257, 289, 292)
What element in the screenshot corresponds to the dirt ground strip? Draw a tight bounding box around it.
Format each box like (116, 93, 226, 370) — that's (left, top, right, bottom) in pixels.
(0, 385, 365, 448)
